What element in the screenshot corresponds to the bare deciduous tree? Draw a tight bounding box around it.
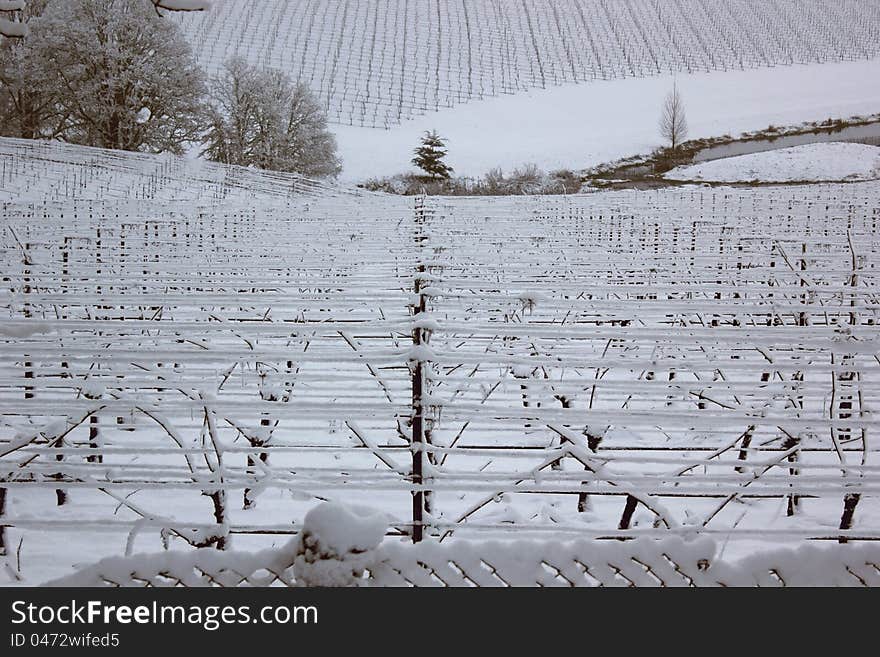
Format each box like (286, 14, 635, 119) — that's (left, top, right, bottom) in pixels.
(2, 0, 207, 151)
(660, 82, 688, 150)
(0, 0, 56, 139)
(203, 57, 341, 178)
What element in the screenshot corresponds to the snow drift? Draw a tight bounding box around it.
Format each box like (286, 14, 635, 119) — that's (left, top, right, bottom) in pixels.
(667, 142, 880, 183)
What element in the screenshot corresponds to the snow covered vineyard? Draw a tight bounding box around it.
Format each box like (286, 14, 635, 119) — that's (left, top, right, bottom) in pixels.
(172, 0, 880, 128)
(2, 182, 880, 583)
(0, 138, 342, 203)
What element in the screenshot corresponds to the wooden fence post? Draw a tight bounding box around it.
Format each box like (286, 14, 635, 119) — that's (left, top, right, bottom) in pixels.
(0, 486, 6, 556)
(84, 388, 102, 464)
(839, 231, 863, 542)
(785, 242, 809, 516)
(23, 242, 33, 401)
(244, 381, 276, 510)
(411, 196, 431, 543)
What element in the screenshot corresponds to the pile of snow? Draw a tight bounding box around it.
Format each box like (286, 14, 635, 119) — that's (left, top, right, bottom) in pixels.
(667, 142, 880, 183)
(0, 320, 53, 338)
(292, 503, 388, 587)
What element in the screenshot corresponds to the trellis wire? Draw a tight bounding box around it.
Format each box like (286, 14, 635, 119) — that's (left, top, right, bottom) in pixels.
(1, 179, 879, 557)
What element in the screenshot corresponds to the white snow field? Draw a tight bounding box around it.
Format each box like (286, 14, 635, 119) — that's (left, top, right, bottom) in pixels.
(1, 140, 879, 583)
(169, 1, 880, 181)
(667, 143, 880, 183)
(333, 58, 880, 181)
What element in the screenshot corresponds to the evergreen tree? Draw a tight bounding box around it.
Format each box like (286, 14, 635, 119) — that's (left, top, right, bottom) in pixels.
(412, 130, 453, 179)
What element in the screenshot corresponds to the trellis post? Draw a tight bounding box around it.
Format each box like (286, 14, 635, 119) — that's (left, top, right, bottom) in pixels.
(0, 486, 6, 556)
(411, 196, 430, 543)
(839, 230, 864, 542)
(23, 242, 33, 401)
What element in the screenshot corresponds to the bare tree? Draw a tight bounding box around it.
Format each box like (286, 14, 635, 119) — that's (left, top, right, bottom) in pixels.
(660, 82, 688, 150)
(2, 0, 207, 149)
(204, 57, 341, 178)
(0, 0, 57, 138)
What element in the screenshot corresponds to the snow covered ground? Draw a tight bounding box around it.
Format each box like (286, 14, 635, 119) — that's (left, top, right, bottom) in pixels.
(173, 0, 880, 129)
(3, 3, 880, 587)
(3, 180, 880, 584)
(667, 143, 880, 183)
(333, 58, 880, 182)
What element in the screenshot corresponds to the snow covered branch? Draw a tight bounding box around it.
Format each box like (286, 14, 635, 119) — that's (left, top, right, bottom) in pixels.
(0, 17, 26, 37)
(0, 0, 26, 38)
(1, 0, 210, 39)
(152, 0, 211, 13)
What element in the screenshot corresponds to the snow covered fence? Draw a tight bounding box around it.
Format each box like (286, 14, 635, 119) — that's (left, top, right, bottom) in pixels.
(43, 502, 880, 587)
(0, 138, 348, 203)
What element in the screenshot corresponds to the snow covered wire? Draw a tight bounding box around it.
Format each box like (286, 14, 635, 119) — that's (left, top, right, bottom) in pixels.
(0, 19, 26, 38)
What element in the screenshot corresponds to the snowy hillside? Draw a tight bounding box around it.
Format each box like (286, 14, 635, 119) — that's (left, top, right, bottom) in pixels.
(667, 143, 880, 183)
(0, 137, 345, 203)
(172, 0, 880, 129)
(335, 58, 880, 181)
(3, 1, 880, 591)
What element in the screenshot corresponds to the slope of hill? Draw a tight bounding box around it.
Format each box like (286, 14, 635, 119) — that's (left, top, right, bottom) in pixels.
(173, 0, 880, 129)
(335, 57, 880, 181)
(0, 138, 347, 203)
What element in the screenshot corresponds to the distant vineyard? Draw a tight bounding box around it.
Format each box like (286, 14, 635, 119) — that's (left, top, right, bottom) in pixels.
(173, 0, 880, 128)
(0, 138, 345, 204)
